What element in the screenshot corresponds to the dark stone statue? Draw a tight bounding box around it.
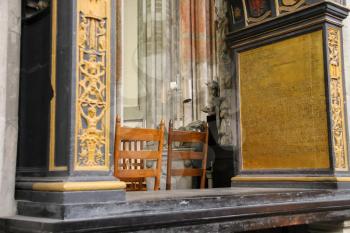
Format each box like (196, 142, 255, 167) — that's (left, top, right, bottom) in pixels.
(24, 0, 49, 18)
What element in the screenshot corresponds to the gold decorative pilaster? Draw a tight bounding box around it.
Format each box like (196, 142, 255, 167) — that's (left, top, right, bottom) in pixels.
(328, 27, 348, 171)
(75, 0, 111, 171)
(49, 0, 67, 171)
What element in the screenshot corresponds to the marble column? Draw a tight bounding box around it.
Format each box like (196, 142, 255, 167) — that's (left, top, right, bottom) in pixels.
(214, 0, 235, 146)
(179, 0, 214, 126)
(136, 0, 174, 128)
(0, 0, 21, 217)
(15, 0, 126, 220)
(193, 0, 214, 121)
(179, 0, 194, 126)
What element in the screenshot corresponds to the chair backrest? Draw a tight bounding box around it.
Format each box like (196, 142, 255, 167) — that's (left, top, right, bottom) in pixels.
(114, 116, 164, 191)
(166, 120, 209, 190)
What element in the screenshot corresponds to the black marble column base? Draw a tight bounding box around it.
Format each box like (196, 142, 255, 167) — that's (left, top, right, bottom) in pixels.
(16, 189, 125, 220)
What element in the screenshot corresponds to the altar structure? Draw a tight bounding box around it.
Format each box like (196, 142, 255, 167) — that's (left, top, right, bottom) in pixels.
(2, 0, 350, 232)
(228, 0, 350, 188)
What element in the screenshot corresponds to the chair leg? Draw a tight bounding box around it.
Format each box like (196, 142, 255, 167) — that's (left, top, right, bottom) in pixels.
(200, 173, 206, 189)
(166, 162, 172, 190)
(154, 177, 160, 191)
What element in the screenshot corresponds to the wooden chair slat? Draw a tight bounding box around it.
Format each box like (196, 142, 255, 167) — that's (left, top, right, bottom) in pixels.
(119, 151, 160, 160)
(121, 177, 146, 182)
(171, 131, 206, 143)
(116, 169, 157, 178)
(171, 151, 204, 160)
(119, 128, 162, 141)
(171, 168, 203, 177)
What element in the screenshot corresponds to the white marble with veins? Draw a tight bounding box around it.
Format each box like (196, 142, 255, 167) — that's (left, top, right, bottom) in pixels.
(0, 0, 21, 217)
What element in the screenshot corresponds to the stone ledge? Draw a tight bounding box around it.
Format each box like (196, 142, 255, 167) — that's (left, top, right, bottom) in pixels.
(3, 188, 350, 232)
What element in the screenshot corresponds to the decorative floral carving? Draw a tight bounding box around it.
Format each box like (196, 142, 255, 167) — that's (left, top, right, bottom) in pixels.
(76, 0, 110, 169)
(328, 27, 348, 170)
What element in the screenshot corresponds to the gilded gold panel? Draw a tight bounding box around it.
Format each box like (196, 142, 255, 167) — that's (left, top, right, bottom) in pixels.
(239, 30, 330, 170)
(74, 0, 111, 171)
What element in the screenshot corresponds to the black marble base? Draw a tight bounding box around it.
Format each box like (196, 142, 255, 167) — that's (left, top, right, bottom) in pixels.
(16, 190, 125, 220)
(16, 190, 125, 204)
(3, 188, 350, 232)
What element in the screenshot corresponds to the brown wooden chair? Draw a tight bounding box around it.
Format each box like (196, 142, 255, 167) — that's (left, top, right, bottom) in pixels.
(166, 120, 209, 190)
(114, 116, 164, 191)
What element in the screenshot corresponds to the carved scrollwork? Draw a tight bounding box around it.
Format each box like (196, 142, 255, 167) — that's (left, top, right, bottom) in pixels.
(279, 0, 305, 13)
(328, 27, 348, 170)
(75, 0, 110, 170)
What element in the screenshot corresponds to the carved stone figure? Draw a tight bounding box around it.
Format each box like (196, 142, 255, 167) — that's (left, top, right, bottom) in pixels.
(202, 80, 220, 116)
(79, 15, 89, 48)
(24, 0, 49, 18)
(26, 0, 49, 11)
(97, 20, 107, 51)
(79, 106, 105, 166)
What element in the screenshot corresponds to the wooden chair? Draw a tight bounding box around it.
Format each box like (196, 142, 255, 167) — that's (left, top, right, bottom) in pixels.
(114, 116, 164, 191)
(166, 120, 209, 190)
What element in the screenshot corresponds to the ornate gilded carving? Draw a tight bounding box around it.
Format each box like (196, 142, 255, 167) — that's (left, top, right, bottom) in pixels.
(75, 0, 110, 170)
(328, 27, 348, 170)
(279, 0, 305, 13)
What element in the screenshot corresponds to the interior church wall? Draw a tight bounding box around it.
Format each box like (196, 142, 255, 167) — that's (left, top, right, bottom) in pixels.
(179, 0, 216, 127)
(0, 0, 21, 217)
(121, 0, 217, 132)
(122, 0, 175, 129)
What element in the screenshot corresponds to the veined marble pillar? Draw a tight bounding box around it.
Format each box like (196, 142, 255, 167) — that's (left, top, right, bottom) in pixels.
(16, 0, 126, 220)
(193, 0, 214, 121)
(0, 0, 21, 217)
(136, 0, 174, 128)
(179, 0, 214, 126)
(180, 0, 195, 126)
(214, 0, 235, 146)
